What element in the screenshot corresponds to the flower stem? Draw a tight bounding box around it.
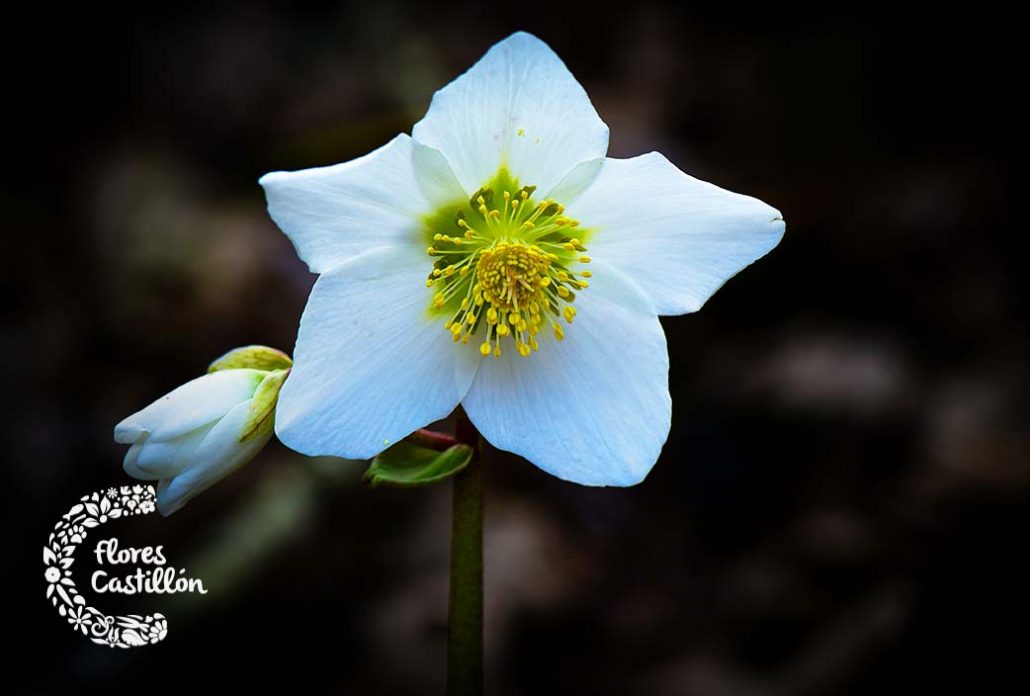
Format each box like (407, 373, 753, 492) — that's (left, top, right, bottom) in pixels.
(410, 428, 460, 451)
(448, 407, 483, 696)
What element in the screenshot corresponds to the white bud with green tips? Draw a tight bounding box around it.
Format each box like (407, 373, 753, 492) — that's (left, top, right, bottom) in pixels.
(114, 347, 292, 516)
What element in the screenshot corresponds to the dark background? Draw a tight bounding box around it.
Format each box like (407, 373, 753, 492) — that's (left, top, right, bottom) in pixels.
(7, 2, 1025, 694)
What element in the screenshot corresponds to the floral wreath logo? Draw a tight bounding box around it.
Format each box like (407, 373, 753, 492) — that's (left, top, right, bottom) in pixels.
(43, 485, 168, 648)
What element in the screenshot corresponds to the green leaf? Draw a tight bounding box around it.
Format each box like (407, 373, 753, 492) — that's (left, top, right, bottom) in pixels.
(209, 345, 293, 373)
(238, 369, 289, 442)
(364, 441, 472, 488)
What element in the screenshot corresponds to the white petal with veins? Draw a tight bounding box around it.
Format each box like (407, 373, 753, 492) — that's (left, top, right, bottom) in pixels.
(275, 244, 480, 460)
(260, 134, 463, 274)
(572, 152, 785, 315)
(461, 261, 670, 486)
(413, 32, 609, 198)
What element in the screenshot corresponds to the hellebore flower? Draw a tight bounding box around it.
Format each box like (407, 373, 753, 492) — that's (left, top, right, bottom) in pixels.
(115, 347, 291, 514)
(260, 32, 784, 485)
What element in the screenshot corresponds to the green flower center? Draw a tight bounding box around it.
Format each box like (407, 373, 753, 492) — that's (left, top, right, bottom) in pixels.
(424, 169, 591, 358)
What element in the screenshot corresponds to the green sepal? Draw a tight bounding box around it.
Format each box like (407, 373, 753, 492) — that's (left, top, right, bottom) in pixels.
(363, 441, 472, 488)
(209, 345, 293, 374)
(238, 369, 289, 443)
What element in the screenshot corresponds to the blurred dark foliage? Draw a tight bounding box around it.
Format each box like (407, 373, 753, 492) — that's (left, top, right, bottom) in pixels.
(6, 1, 1025, 694)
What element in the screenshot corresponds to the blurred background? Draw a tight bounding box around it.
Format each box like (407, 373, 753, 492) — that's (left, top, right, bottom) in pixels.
(8, 2, 1025, 694)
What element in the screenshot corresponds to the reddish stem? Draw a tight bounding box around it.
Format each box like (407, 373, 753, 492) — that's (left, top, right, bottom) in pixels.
(409, 428, 460, 451)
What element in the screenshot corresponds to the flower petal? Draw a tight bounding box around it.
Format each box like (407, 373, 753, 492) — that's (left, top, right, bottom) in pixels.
(546, 157, 605, 206)
(114, 369, 265, 444)
(259, 134, 463, 274)
(461, 261, 670, 485)
(122, 441, 148, 480)
(412, 32, 609, 198)
(571, 152, 785, 315)
(133, 424, 213, 479)
(157, 400, 269, 515)
(274, 244, 480, 460)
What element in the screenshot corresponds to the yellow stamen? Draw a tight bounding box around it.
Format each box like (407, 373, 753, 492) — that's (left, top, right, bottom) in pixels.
(424, 171, 592, 359)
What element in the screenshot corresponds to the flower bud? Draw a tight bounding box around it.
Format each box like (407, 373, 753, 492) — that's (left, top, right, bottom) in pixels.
(115, 348, 291, 516)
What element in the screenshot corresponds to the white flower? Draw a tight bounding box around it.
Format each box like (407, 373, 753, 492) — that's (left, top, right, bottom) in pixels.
(260, 32, 784, 485)
(115, 353, 289, 514)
